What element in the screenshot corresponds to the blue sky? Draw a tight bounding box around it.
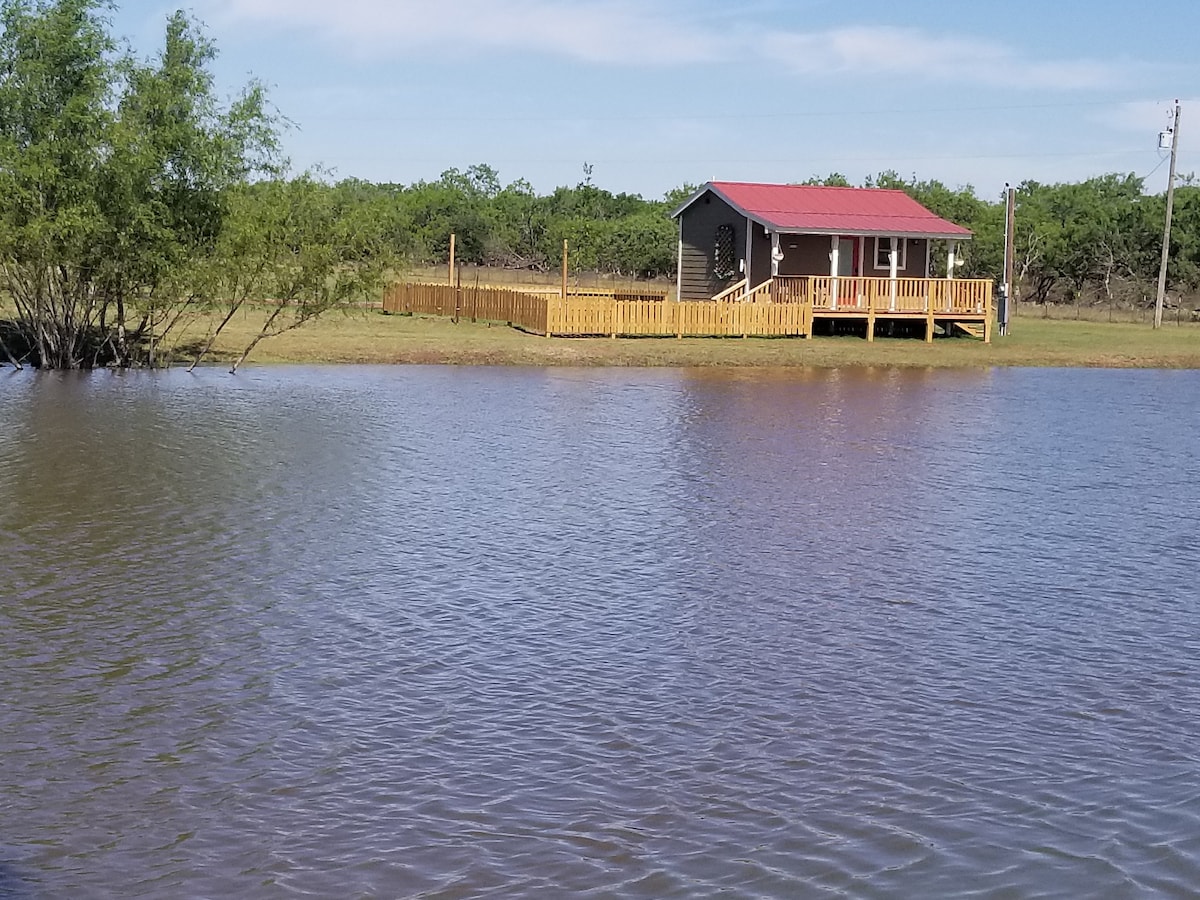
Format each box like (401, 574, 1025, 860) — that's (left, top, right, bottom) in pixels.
(112, 0, 1199, 201)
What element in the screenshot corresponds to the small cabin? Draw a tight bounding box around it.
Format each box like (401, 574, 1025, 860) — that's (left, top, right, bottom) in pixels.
(671, 181, 973, 302)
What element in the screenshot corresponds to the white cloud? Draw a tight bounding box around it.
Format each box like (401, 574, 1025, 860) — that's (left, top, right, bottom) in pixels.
(1096, 98, 1192, 134)
(207, 0, 722, 64)
(208, 0, 1117, 89)
(763, 26, 1115, 90)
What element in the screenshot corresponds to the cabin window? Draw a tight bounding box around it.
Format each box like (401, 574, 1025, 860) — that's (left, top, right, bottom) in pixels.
(714, 224, 736, 280)
(873, 237, 907, 271)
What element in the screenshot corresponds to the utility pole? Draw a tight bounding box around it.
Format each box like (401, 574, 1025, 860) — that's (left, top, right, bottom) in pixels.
(1155, 101, 1181, 329)
(1001, 184, 1016, 336)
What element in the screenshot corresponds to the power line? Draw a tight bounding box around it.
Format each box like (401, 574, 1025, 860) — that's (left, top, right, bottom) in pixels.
(1139, 154, 1170, 182)
(309, 148, 1153, 166)
(291, 98, 1143, 126)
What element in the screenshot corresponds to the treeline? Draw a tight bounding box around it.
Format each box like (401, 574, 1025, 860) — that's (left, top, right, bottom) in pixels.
(363, 165, 1200, 308)
(345, 164, 680, 278)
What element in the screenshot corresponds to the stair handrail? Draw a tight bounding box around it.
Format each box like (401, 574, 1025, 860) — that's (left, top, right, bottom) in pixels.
(711, 278, 748, 302)
(743, 279, 774, 303)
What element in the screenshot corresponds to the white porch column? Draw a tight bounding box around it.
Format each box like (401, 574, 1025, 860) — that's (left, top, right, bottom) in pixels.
(889, 236, 899, 311)
(946, 240, 958, 280)
(676, 218, 683, 302)
(743, 221, 756, 290)
(771, 231, 781, 277)
(829, 235, 840, 310)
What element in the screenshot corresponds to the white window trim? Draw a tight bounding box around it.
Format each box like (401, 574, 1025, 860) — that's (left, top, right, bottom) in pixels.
(872, 236, 907, 272)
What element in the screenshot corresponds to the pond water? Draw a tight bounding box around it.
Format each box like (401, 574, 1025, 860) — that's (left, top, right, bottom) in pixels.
(2, 364, 1199, 898)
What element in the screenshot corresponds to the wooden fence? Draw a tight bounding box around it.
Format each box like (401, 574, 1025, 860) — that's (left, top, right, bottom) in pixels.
(382, 283, 811, 337)
(383, 282, 549, 334)
(547, 296, 810, 337)
(567, 288, 671, 303)
(382, 280, 989, 341)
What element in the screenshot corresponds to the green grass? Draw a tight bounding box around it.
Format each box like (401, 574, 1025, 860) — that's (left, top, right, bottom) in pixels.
(166, 307, 1200, 369)
(5, 297, 1200, 368)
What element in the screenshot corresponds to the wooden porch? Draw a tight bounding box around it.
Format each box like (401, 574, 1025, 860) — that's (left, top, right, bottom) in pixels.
(718, 275, 993, 342)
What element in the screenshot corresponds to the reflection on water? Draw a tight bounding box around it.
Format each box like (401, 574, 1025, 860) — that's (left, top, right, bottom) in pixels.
(2, 365, 1199, 897)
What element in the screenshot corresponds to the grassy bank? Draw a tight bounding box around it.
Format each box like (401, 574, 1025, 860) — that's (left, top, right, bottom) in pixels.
(157, 306, 1200, 369)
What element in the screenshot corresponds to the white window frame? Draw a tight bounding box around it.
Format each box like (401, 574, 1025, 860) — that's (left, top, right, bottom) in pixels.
(872, 236, 907, 272)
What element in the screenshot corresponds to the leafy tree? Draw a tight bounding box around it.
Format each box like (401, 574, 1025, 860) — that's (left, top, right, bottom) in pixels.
(182, 177, 399, 371)
(219, 176, 400, 372)
(663, 182, 701, 209)
(488, 178, 548, 268)
(800, 173, 852, 187)
(0, 0, 280, 368)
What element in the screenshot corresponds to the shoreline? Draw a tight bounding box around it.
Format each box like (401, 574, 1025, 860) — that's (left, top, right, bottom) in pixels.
(173, 310, 1200, 370)
(6, 308, 1200, 370)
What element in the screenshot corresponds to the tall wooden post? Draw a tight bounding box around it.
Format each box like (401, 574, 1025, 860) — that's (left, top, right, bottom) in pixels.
(448, 233, 456, 286)
(1001, 185, 1016, 335)
(561, 240, 568, 299)
(1155, 101, 1181, 330)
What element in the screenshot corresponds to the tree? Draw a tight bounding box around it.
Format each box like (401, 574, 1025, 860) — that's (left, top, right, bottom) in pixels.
(209, 176, 400, 373)
(0, 0, 284, 368)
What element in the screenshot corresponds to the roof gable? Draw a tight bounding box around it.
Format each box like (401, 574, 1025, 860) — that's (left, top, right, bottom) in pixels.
(673, 181, 973, 239)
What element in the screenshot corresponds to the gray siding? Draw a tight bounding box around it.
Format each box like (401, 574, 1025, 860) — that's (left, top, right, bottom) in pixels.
(778, 234, 833, 277)
(866, 237, 930, 277)
(750, 226, 772, 288)
(677, 192, 747, 302)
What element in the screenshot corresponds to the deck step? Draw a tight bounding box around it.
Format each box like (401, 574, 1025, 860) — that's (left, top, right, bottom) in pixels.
(952, 321, 986, 339)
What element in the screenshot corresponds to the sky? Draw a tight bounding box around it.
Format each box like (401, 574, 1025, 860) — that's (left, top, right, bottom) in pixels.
(111, 0, 1200, 201)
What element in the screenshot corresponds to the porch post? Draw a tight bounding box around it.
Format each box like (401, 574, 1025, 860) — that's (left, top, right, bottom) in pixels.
(744, 220, 755, 294)
(829, 235, 840, 310)
(945, 240, 958, 315)
(771, 231, 781, 277)
(888, 236, 899, 311)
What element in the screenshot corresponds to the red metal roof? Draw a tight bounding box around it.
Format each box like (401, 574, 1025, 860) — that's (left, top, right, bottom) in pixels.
(679, 181, 972, 238)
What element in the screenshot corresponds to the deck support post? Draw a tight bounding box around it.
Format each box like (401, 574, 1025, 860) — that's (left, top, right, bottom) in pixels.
(866, 308, 876, 342)
(926, 308, 936, 343)
(984, 286, 994, 344)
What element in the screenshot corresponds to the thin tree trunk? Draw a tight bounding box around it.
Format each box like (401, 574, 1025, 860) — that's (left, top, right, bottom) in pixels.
(0, 333, 22, 370)
(189, 301, 243, 372)
(229, 303, 286, 374)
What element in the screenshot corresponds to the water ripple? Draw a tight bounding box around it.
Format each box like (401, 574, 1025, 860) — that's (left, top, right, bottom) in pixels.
(2, 366, 1200, 897)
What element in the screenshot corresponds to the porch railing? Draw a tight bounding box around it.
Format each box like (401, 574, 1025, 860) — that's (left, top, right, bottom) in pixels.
(770, 275, 990, 314)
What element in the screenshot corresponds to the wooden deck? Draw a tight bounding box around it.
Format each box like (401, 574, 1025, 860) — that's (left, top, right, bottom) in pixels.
(382, 276, 993, 342)
(767, 275, 992, 342)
